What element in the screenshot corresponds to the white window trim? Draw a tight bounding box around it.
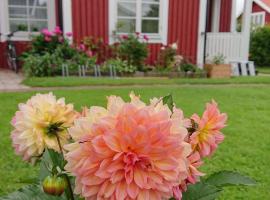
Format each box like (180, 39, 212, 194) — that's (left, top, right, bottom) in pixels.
(251, 11, 266, 27)
(211, 0, 221, 32)
(0, 0, 56, 42)
(62, 0, 73, 42)
(109, 0, 168, 44)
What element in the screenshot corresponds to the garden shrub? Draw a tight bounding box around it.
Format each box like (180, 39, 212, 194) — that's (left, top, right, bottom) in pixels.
(82, 37, 115, 63)
(21, 27, 96, 77)
(102, 58, 137, 75)
(22, 53, 57, 77)
(250, 25, 270, 66)
(156, 43, 178, 69)
(116, 34, 148, 71)
(180, 63, 197, 73)
(155, 43, 201, 74)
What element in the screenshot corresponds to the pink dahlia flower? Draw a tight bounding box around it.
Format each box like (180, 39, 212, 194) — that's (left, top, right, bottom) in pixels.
(66, 32, 73, 37)
(79, 44, 86, 51)
(42, 28, 53, 37)
(44, 36, 52, 42)
(143, 35, 149, 41)
(53, 26, 63, 35)
(190, 100, 227, 157)
(172, 151, 204, 200)
(121, 35, 129, 40)
(11, 93, 77, 163)
(86, 50, 93, 57)
(65, 93, 191, 200)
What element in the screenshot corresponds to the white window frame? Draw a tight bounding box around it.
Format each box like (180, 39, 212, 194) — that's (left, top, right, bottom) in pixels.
(0, 0, 56, 42)
(109, 0, 168, 44)
(251, 11, 266, 28)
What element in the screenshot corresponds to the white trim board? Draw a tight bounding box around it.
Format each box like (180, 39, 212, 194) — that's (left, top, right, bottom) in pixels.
(253, 0, 270, 14)
(211, 0, 221, 32)
(197, 0, 208, 68)
(109, 0, 169, 44)
(62, 0, 73, 42)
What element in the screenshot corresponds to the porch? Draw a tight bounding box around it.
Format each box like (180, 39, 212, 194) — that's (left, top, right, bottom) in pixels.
(199, 0, 253, 65)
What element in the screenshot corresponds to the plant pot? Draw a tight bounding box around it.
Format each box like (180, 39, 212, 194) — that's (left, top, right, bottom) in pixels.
(204, 64, 231, 78)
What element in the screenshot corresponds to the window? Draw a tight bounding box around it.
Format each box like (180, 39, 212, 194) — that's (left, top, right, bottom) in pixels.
(8, 0, 49, 32)
(109, 0, 168, 44)
(251, 12, 265, 29)
(0, 0, 56, 41)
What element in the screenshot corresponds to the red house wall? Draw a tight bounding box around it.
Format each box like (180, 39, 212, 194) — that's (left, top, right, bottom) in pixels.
(219, 0, 232, 32)
(72, 0, 200, 65)
(252, 2, 270, 24)
(0, 42, 30, 69)
(167, 0, 200, 63)
(72, 0, 109, 44)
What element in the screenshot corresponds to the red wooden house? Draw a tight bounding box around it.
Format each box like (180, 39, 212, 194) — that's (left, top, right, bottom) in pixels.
(0, 0, 253, 69)
(251, 0, 270, 27)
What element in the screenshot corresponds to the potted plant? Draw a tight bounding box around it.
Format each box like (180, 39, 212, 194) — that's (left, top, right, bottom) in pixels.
(204, 54, 231, 78)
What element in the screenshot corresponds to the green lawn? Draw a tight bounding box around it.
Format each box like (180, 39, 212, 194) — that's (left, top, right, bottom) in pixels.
(0, 85, 269, 199)
(257, 67, 270, 74)
(23, 76, 270, 87)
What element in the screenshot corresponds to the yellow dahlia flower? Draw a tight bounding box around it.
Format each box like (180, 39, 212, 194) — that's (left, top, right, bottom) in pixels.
(11, 92, 77, 162)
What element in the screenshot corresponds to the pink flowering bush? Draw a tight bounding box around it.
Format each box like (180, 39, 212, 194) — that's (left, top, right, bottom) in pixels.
(1, 92, 256, 200)
(22, 27, 96, 77)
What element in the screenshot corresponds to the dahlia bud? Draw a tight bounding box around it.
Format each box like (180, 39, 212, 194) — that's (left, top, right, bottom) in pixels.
(42, 175, 67, 196)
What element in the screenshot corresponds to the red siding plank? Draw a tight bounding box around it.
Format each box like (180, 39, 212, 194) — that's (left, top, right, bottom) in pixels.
(220, 0, 232, 32)
(167, 0, 200, 63)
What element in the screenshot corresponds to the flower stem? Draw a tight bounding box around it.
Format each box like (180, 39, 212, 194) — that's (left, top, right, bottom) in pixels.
(55, 134, 75, 200)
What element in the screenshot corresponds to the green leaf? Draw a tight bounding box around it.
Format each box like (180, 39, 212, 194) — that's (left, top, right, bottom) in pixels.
(39, 149, 66, 181)
(47, 148, 65, 170)
(163, 94, 174, 112)
(204, 171, 257, 187)
(0, 184, 65, 200)
(39, 150, 51, 181)
(182, 182, 222, 200)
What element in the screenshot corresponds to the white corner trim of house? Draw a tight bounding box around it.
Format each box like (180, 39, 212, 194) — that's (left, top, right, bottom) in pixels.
(196, 0, 208, 69)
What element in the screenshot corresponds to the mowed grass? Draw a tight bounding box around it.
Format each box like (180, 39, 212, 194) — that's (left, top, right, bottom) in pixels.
(23, 76, 270, 87)
(0, 85, 270, 199)
(257, 67, 270, 74)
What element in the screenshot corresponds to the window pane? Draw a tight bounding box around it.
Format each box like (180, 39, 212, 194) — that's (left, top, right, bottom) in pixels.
(8, 0, 27, 6)
(29, 7, 47, 19)
(29, 0, 47, 7)
(30, 20, 48, 31)
(118, 2, 136, 17)
(9, 20, 28, 31)
(142, 20, 159, 33)
(142, 4, 159, 17)
(9, 7, 27, 18)
(117, 19, 136, 33)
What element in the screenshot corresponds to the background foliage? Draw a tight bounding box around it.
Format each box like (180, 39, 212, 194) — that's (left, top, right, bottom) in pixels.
(250, 25, 270, 67)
